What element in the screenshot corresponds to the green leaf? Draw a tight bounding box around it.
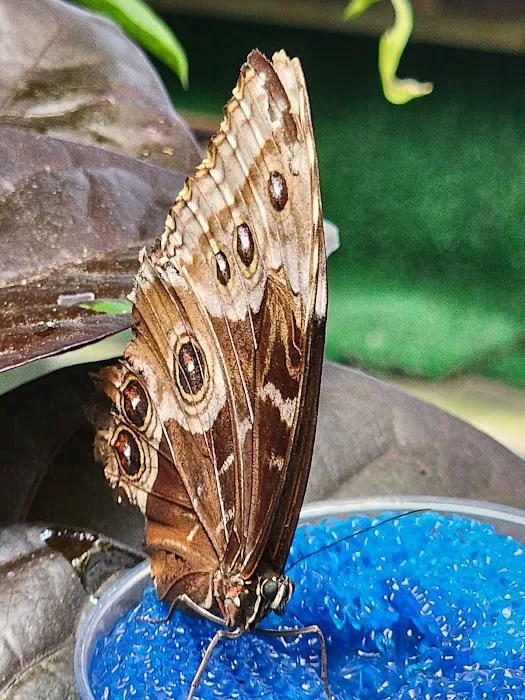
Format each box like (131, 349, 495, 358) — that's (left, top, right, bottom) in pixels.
(80, 299, 133, 314)
(344, 0, 433, 104)
(75, 0, 189, 89)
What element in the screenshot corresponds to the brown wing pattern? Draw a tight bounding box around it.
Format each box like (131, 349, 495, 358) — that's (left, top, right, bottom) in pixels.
(94, 49, 327, 603)
(258, 53, 327, 574)
(238, 51, 327, 576)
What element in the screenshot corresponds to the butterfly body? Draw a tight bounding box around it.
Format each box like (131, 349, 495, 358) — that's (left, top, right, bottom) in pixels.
(213, 568, 294, 629)
(93, 48, 328, 696)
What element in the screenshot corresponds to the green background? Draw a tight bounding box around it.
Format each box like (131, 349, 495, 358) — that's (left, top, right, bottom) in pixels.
(157, 12, 525, 387)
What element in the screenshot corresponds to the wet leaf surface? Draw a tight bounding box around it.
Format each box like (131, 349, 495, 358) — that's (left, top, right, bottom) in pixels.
(1, 248, 135, 373)
(0, 0, 200, 170)
(0, 127, 189, 372)
(0, 126, 187, 286)
(0, 0, 202, 373)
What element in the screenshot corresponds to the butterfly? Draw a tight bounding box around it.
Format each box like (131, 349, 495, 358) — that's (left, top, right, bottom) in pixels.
(93, 49, 329, 698)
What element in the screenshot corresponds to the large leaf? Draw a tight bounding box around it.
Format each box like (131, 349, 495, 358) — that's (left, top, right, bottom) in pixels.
(0, 362, 144, 544)
(309, 363, 525, 506)
(0, 126, 190, 373)
(0, 0, 200, 170)
(0, 0, 202, 376)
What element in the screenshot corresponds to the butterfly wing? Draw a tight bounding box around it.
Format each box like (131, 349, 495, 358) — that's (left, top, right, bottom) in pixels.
(260, 52, 327, 573)
(93, 50, 327, 605)
(226, 51, 327, 575)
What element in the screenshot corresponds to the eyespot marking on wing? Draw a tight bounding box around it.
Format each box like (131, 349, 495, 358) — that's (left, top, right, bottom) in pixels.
(112, 427, 145, 481)
(215, 251, 231, 285)
(235, 222, 260, 282)
(268, 171, 288, 212)
(175, 337, 208, 403)
(236, 223, 255, 266)
(121, 377, 151, 431)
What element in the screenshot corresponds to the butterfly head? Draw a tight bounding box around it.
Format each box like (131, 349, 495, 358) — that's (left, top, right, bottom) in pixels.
(216, 571, 295, 630)
(256, 573, 295, 618)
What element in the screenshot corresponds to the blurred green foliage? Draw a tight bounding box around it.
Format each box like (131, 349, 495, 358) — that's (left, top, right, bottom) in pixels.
(73, 0, 188, 88)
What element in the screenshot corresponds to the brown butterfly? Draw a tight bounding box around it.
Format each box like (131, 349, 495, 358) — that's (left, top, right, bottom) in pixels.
(93, 49, 329, 698)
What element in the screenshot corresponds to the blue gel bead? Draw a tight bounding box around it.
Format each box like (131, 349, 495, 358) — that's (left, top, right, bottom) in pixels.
(90, 513, 525, 699)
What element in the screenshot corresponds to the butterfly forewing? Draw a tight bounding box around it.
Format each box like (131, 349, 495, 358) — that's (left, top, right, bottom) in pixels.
(237, 51, 327, 576)
(259, 54, 328, 572)
(94, 49, 327, 614)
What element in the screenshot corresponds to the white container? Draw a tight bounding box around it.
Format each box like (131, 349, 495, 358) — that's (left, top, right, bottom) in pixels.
(74, 496, 525, 699)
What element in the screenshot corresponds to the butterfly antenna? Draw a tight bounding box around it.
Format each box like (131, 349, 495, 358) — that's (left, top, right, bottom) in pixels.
(285, 508, 428, 573)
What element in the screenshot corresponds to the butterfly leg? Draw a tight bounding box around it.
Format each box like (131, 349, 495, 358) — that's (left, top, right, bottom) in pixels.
(136, 598, 178, 625)
(138, 594, 226, 627)
(178, 594, 228, 626)
(187, 627, 243, 700)
(256, 625, 331, 699)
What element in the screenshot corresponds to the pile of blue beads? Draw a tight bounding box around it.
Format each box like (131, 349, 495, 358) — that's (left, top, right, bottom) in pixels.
(90, 512, 525, 699)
